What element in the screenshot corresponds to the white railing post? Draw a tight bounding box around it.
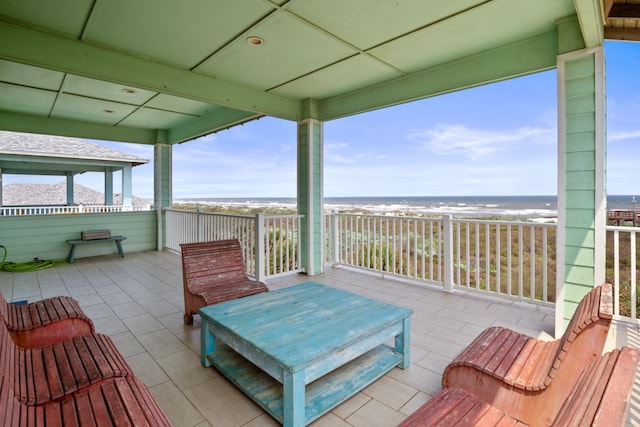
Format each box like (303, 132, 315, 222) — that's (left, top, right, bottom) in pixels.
(196, 208, 203, 242)
(330, 211, 340, 266)
(255, 212, 266, 282)
(443, 214, 454, 292)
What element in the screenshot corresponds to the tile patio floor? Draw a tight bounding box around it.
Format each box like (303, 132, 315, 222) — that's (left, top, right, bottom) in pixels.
(0, 250, 638, 426)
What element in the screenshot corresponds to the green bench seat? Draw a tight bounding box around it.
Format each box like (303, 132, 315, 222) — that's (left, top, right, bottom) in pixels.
(66, 235, 126, 263)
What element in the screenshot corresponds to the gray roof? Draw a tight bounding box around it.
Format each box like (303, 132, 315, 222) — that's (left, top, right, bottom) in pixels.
(3, 182, 150, 206)
(0, 131, 148, 166)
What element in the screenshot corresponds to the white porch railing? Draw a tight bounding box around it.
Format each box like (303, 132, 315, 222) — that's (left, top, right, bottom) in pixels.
(0, 204, 152, 215)
(164, 208, 640, 320)
(164, 208, 303, 281)
(326, 213, 556, 307)
(606, 225, 640, 324)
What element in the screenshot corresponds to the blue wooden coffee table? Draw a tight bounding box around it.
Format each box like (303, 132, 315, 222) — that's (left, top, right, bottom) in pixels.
(199, 281, 412, 426)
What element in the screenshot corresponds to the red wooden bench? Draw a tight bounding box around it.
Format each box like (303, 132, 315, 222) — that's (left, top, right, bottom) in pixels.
(0, 292, 94, 348)
(400, 346, 638, 427)
(0, 319, 130, 406)
(0, 373, 172, 426)
(180, 239, 269, 324)
(442, 283, 613, 424)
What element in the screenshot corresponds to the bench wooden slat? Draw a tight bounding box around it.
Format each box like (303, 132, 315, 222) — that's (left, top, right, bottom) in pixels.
(497, 334, 532, 381)
(181, 239, 269, 324)
(43, 345, 65, 401)
(59, 398, 79, 427)
(35, 300, 51, 325)
(25, 304, 37, 330)
(74, 389, 98, 426)
(53, 341, 79, 396)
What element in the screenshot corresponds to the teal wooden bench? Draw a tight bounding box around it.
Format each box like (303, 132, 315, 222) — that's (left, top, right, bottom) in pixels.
(66, 230, 126, 263)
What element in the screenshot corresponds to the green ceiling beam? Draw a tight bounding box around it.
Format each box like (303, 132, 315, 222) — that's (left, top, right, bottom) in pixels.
(0, 110, 158, 144)
(573, 0, 604, 48)
(318, 30, 559, 121)
(0, 21, 301, 122)
(557, 15, 587, 54)
(169, 109, 262, 144)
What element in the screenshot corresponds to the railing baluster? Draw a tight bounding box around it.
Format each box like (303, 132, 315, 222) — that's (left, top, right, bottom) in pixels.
(631, 231, 637, 319)
(485, 223, 490, 292)
(530, 225, 535, 300)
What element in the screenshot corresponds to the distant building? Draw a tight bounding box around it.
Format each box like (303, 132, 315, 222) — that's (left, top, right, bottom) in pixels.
(0, 131, 149, 207)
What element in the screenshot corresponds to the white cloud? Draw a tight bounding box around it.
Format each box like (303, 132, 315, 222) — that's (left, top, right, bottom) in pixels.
(407, 125, 554, 159)
(608, 130, 640, 142)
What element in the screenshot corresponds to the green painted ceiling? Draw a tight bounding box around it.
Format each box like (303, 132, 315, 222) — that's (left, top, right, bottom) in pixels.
(0, 0, 602, 145)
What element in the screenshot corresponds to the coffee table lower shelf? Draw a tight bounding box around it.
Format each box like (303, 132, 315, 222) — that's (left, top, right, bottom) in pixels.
(207, 343, 402, 424)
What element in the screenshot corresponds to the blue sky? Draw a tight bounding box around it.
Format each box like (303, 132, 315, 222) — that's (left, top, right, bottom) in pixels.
(7, 41, 640, 200)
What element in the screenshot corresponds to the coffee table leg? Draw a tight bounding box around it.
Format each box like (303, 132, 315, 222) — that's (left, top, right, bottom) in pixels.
(395, 317, 411, 369)
(200, 317, 216, 367)
(283, 371, 305, 427)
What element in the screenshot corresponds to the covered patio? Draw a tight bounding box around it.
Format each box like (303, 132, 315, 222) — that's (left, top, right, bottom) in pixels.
(0, 0, 628, 330)
(2, 252, 637, 426)
(2, 1, 640, 425)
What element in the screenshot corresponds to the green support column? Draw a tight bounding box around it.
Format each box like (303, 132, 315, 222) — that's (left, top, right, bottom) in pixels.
(105, 168, 114, 205)
(66, 172, 74, 205)
(297, 119, 324, 275)
(556, 46, 606, 335)
(154, 141, 172, 250)
(121, 165, 132, 207)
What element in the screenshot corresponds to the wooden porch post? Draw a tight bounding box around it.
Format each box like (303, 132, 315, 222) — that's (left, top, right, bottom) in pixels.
(556, 46, 606, 336)
(297, 118, 324, 275)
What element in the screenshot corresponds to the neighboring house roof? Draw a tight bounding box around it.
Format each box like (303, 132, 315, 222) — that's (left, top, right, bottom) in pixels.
(0, 131, 148, 166)
(0, 131, 149, 177)
(2, 182, 150, 206)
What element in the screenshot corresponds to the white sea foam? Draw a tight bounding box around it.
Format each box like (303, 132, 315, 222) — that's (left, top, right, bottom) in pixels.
(177, 196, 560, 220)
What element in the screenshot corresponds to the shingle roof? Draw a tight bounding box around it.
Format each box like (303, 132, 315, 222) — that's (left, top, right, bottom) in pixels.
(0, 131, 148, 166)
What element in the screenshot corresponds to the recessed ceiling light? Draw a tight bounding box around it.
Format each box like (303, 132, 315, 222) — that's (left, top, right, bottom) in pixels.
(122, 88, 136, 94)
(103, 109, 114, 114)
(246, 36, 264, 46)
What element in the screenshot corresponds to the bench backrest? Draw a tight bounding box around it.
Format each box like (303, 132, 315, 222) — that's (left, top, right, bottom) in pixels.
(552, 346, 638, 426)
(551, 283, 612, 376)
(180, 239, 250, 287)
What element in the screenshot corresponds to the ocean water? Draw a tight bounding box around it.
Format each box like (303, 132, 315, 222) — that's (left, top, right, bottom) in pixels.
(175, 195, 640, 219)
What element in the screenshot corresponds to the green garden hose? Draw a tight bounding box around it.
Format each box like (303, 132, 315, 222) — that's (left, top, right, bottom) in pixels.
(0, 245, 67, 272)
